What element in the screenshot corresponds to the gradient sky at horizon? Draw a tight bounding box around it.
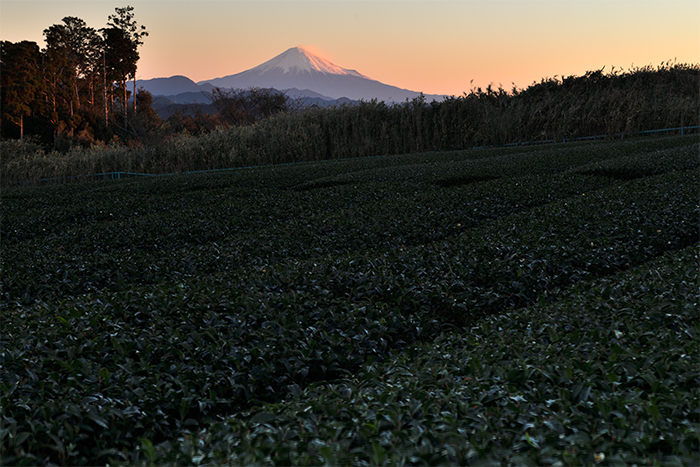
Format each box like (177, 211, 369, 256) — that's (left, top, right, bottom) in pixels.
(1, 0, 698, 96)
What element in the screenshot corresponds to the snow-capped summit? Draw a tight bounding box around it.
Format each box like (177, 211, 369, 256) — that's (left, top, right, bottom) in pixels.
(199, 47, 445, 102)
(253, 46, 369, 78)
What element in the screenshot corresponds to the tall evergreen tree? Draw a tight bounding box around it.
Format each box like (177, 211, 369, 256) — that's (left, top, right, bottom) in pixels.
(104, 5, 148, 129)
(102, 26, 138, 126)
(43, 17, 101, 113)
(42, 24, 73, 132)
(0, 41, 43, 140)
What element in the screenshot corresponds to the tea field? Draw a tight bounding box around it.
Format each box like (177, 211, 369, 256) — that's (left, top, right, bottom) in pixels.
(1, 135, 698, 465)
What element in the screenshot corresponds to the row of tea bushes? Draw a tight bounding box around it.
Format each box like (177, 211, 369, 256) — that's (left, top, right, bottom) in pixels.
(3, 138, 697, 305)
(142, 245, 700, 465)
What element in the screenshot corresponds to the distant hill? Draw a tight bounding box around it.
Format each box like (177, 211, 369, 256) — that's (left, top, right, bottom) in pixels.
(134, 75, 202, 96)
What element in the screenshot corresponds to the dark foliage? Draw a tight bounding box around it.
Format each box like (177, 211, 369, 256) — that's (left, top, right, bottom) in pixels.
(1, 135, 698, 465)
(209, 87, 295, 127)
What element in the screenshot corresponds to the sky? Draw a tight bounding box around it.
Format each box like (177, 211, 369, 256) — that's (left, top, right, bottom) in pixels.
(1, 0, 698, 96)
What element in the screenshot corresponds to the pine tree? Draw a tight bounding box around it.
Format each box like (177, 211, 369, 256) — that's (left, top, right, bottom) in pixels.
(104, 5, 148, 130)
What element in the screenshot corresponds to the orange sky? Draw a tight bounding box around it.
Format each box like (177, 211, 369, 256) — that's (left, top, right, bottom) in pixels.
(2, 0, 698, 96)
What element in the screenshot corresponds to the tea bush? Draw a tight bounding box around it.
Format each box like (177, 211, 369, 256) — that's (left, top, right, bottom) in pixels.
(1, 135, 698, 465)
(146, 245, 700, 466)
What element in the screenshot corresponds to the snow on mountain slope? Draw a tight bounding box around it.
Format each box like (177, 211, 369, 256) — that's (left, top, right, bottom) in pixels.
(252, 47, 369, 78)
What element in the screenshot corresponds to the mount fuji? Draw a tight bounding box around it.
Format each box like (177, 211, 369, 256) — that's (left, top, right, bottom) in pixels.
(198, 46, 445, 103)
(135, 47, 446, 116)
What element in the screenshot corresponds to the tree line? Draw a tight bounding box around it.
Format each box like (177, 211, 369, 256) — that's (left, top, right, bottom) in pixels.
(3, 60, 698, 186)
(1, 6, 148, 147)
(1, 5, 305, 151)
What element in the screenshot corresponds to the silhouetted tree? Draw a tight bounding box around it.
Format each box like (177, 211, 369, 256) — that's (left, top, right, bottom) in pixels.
(43, 18, 101, 110)
(102, 27, 137, 125)
(129, 88, 162, 143)
(209, 87, 291, 126)
(43, 17, 103, 138)
(104, 5, 148, 129)
(0, 41, 44, 140)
